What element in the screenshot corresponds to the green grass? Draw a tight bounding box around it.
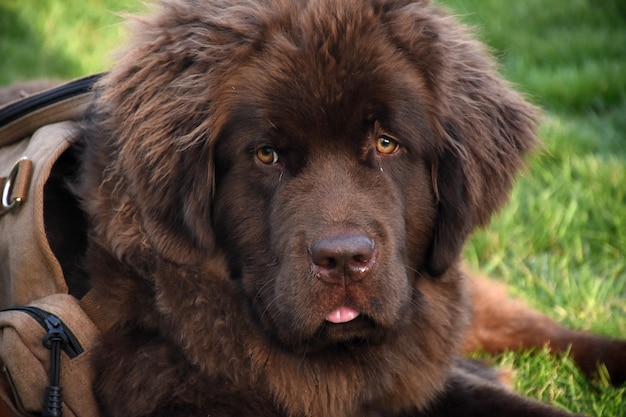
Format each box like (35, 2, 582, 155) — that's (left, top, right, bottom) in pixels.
(473, 349, 626, 416)
(445, 1, 626, 415)
(0, 0, 140, 83)
(1, 0, 625, 415)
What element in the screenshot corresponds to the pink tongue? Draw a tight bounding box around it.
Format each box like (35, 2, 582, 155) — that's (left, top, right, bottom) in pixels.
(325, 307, 360, 324)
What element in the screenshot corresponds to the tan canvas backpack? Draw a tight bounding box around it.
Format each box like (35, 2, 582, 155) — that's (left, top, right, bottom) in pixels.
(0, 76, 107, 417)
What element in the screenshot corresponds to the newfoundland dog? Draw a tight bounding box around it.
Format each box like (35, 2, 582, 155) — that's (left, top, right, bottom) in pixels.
(65, 0, 623, 416)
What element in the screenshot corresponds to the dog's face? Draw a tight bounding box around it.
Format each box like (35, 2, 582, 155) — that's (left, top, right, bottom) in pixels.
(210, 20, 442, 351)
(85, 0, 537, 361)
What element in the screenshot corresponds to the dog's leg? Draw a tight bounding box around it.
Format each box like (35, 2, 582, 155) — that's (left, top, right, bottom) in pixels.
(463, 272, 626, 386)
(406, 364, 585, 417)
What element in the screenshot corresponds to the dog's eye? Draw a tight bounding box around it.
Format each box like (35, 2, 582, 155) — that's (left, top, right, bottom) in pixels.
(256, 146, 279, 165)
(376, 135, 400, 155)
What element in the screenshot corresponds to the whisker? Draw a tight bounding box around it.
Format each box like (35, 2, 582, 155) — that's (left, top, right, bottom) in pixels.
(404, 264, 421, 276)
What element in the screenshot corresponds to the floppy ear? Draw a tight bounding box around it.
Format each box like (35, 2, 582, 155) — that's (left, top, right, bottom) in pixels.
(79, 1, 265, 265)
(426, 128, 471, 277)
(383, 1, 539, 276)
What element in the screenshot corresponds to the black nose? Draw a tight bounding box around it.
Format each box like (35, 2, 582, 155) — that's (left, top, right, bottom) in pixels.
(309, 233, 376, 283)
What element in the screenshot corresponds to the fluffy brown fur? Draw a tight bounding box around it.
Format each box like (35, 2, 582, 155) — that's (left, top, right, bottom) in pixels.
(69, 0, 618, 416)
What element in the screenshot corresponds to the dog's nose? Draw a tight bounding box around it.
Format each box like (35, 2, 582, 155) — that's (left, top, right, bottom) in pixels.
(309, 233, 376, 283)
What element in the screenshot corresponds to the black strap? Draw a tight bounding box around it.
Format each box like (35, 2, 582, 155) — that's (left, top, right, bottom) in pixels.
(0, 73, 103, 128)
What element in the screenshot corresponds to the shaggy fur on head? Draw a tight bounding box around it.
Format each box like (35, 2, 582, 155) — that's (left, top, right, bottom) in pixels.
(74, 0, 583, 416)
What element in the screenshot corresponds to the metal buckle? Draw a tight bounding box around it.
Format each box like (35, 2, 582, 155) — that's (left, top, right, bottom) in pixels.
(2, 157, 32, 212)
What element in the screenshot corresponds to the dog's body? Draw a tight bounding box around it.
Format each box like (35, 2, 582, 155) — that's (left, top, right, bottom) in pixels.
(4, 0, 623, 416)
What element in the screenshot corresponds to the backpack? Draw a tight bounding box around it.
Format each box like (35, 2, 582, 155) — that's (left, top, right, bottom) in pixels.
(0, 75, 107, 417)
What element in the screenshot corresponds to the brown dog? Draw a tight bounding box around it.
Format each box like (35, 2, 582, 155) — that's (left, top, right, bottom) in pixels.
(48, 0, 623, 416)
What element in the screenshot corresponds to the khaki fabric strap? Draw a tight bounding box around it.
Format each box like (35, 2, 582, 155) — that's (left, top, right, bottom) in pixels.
(79, 289, 115, 334)
(0, 74, 99, 148)
(0, 93, 93, 148)
(0, 76, 98, 309)
(0, 122, 77, 308)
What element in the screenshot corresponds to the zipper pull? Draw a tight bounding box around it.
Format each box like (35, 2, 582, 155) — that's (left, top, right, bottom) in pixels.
(41, 315, 67, 417)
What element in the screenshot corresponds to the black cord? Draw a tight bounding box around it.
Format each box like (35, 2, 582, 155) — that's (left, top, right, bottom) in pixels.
(42, 319, 67, 417)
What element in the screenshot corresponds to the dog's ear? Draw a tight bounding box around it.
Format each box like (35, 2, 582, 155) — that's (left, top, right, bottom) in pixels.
(383, 1, 539, 276)
(80, 1, 265, 265)
(426, 128, 471, 277)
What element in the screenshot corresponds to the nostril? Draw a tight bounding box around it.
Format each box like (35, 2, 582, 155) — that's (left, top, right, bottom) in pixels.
(313, 255, 337, 270)
(309, 233, 376, 282)
(353, 254, 370, 265)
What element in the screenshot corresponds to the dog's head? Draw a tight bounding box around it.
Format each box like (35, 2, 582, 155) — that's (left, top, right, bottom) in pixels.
(82, 0, 537, 354)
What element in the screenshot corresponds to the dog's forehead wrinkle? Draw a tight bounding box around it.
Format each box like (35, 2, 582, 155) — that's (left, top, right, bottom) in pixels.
(230, 19, 430, 147)
(249, 1, 414, 123)
(242, 68, 435, 159)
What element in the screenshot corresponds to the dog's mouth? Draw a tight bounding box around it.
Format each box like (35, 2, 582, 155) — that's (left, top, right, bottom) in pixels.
(324, 306, 360, 324)
(295, 311, 389, 353)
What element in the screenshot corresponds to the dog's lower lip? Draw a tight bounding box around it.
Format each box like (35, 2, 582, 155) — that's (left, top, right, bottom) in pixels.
(325, 306, 360, 324)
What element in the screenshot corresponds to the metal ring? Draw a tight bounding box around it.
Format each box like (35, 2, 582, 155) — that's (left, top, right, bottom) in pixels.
(2, 157, 29, 210)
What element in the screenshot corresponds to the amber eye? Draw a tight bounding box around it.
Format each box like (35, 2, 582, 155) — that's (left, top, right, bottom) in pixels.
(256, 146, 279, 164)
(376, 135, 399, 155)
